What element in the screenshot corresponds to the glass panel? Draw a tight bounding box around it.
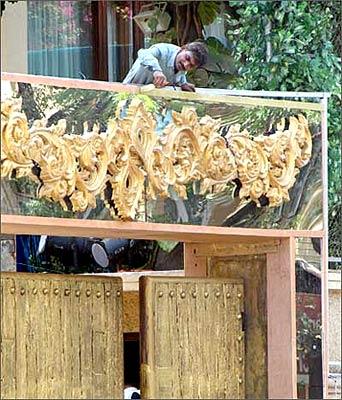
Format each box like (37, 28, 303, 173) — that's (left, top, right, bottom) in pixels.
(296, 237, 323, 399)
(27, 1, 93, 79)
(13, 235, 183, 274)
(107, 1, 133, 82)
(1, 81, 323, 230)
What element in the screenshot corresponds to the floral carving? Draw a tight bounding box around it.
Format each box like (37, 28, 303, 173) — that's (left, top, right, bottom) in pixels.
(1, 98, 312, 220)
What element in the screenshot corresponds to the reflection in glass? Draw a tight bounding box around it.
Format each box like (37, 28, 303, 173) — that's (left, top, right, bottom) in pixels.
(296, 237, 323, 399)
(28, 1, 93, 78)
(1, 82, 323, 231)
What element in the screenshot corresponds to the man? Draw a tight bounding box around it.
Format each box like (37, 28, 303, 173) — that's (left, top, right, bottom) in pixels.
(123, 42, 208, 92)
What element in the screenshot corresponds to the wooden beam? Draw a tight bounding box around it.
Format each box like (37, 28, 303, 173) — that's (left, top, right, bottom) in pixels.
(194, 241, 280, 257)
(2, 73, 322, 111)
(91, 0, 108, 81)
(140, 85, 323, 111)
(266, 237, 297, 399)
(183, 243, 207, 277)
(1, 214, 324, 243)
(1, 72, 139, 93)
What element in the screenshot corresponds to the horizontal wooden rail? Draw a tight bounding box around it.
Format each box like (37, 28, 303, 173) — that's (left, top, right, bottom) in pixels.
(1, 214, 325, 243)
(2, 72, 323, 111)
(1, 72, 139, 93)
(141, 85, 323, 111)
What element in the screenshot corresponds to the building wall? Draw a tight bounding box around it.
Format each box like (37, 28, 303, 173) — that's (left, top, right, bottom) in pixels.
(1, 1, 28, 73)
(328, 271, 341, 364)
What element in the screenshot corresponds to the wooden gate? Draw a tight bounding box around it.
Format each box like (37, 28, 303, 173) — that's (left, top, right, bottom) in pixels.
(140, 277, 245, 399)
(0, 272, 123, 399)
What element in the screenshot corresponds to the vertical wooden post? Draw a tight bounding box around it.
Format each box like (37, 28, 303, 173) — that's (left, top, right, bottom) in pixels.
(183, 243, 207, 277)
(267, 237, 297, 399)
(320, 95, 329, 399)
(92, 0, 108, 81)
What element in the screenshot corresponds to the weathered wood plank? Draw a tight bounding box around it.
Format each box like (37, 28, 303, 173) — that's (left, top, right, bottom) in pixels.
(79, 279, 93, 398)
(25, 280, 38, 399)
(104, 279, 123, 398)
(209, 255, 267, 399)
(194, 241, 280, 257)
(1, 277, 16, 398)
(61, 278, 73, 399)
(0, 273, 123, 399)
(123, 291, 139, 333)
(15, 277, 28, 398)
(140, 277, 245, 399)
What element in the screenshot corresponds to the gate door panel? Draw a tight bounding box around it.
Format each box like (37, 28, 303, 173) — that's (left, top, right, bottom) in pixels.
(0, 272, 123, 399)
(140, 277, 245, 399)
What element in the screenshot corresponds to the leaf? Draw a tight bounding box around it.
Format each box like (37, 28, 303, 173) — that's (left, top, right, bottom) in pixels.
(157, 240, 178, 253)
(198, 1, 221, 26)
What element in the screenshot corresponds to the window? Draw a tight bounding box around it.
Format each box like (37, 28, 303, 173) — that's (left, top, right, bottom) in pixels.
(27, 1, 144, 81)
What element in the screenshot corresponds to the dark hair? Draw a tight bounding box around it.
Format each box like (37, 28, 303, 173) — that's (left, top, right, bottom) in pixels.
(185, 42, 208, 67)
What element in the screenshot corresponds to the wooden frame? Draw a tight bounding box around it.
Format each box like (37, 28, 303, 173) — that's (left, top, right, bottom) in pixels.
(0, 72, 329, 399)
(91, 0, 109, 81)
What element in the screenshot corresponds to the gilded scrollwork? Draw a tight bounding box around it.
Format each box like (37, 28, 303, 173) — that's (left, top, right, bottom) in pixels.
(1, 97, 312, 220)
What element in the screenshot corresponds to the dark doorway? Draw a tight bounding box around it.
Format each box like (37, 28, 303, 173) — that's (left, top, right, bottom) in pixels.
(124, 333, 140, 389)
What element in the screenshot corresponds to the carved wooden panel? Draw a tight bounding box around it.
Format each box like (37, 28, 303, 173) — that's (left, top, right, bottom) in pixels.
(209, 255, 267, 399)
(1, 97, 312, 220)
(0, 272, 123, 399)
(140, 277, 245, 399)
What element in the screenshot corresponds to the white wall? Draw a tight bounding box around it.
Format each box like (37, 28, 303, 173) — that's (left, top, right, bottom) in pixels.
(1, 1, 27, 73)
(329, 270, 341, 364)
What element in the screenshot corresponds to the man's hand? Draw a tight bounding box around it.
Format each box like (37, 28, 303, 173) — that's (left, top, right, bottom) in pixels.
(180, 83, 196, 92)
(153, 71, 169, 87)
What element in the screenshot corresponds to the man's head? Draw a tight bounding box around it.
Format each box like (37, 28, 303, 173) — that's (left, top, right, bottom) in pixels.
(175, 42, 208, 72)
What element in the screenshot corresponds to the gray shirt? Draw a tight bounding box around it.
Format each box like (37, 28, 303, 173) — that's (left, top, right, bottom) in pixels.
(123, 43, 187, 86)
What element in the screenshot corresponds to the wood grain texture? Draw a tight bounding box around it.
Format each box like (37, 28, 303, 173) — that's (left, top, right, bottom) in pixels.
(2, 73, 322, 110)
(209, 255, 267, 399)
(267, 238, 297, 399)
(140, 277, 245, 399)
(194, 241, 280, 257)
(1, 72, 138, 93)
(140, 86, 323, 111)
(183, 243, 207, 276)
(123, 291, 140, 333)
(1, 72, 328, 98)
(0, 272, 123, 399)
(1, 214, 325, 244)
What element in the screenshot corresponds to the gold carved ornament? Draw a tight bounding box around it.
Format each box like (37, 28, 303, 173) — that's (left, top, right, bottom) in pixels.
(1, 98, 312, 220)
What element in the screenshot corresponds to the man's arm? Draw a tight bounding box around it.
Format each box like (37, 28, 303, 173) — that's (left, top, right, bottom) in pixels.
(176, 73, 195, 92)
(138, 46, 163, 73)
(137, 46, 169, 87)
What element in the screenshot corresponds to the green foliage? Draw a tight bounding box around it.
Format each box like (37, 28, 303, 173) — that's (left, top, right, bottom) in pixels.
(187, 36, 239, 88)
(227, 0, 341, 219)
(146, 1, 237, 88)
(157, 240, 178, 253)
(49, 89, 158, 134)
(229, 1, 340, 93)
(148, 27, 178, 45)
(328, 135, 342, 207)
(9, 177, 73, 218)
(297, 312, 321, 354)
(197, 1, 221, 26)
